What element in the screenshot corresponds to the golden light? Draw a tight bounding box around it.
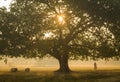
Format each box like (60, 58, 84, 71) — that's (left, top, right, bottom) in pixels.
(58, 16, 64, 22)
(44, 33, 50, 38)
(57, 15, 65, 25)
(44, 32, 54, 38)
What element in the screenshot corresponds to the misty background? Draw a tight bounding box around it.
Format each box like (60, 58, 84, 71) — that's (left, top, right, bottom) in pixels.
(0, 57, 120, 69)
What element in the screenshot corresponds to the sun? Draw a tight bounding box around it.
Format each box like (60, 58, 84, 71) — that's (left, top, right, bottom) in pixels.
(57, 14, 65, 25)
(44, 32, 54, 38)
(44, 33, 50, 38)
(58, 15, 64, 22)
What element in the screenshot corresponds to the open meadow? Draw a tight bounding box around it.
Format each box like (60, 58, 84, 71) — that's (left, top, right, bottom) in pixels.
(0, 67, 120, 82)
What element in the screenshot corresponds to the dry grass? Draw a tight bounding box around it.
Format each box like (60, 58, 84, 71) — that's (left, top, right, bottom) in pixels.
(0, 67, 120, 82)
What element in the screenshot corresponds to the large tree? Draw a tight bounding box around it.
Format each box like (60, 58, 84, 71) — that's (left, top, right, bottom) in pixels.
(0, 0, 120, 72)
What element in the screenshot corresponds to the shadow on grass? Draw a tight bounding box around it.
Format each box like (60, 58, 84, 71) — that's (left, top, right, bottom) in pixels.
(0, 71, 120, 82)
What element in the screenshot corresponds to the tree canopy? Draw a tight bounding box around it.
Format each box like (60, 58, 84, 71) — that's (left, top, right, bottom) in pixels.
(0, 0, 120, 72)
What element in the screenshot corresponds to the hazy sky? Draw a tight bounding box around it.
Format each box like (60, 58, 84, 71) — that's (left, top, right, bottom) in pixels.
(0, 0, 12, 11)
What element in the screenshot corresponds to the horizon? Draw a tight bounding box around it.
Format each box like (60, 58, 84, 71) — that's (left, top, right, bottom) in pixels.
(0, 57, 120, 69)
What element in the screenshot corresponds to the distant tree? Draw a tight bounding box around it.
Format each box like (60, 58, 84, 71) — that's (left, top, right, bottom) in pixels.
(0, 0, 120, 72)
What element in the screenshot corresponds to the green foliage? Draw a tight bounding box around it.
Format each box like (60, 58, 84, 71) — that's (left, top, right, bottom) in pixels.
(0, 0, 120, 60)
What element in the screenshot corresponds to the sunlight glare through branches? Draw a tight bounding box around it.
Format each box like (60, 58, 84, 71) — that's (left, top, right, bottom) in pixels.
(57, 14, 65, 25)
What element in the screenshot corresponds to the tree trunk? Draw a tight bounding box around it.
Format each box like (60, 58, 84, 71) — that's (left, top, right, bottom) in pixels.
(56, 55, 71, 73)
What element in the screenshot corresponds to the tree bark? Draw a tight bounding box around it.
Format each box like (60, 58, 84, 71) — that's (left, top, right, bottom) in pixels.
(56, 55, 71, 73)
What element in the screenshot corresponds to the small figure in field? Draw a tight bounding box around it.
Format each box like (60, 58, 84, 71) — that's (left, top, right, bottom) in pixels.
(94, 62, 97, 70)
(4, 58, 7, 64)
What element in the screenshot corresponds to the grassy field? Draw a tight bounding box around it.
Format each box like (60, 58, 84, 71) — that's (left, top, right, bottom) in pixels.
(0, 67, 120, 82)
